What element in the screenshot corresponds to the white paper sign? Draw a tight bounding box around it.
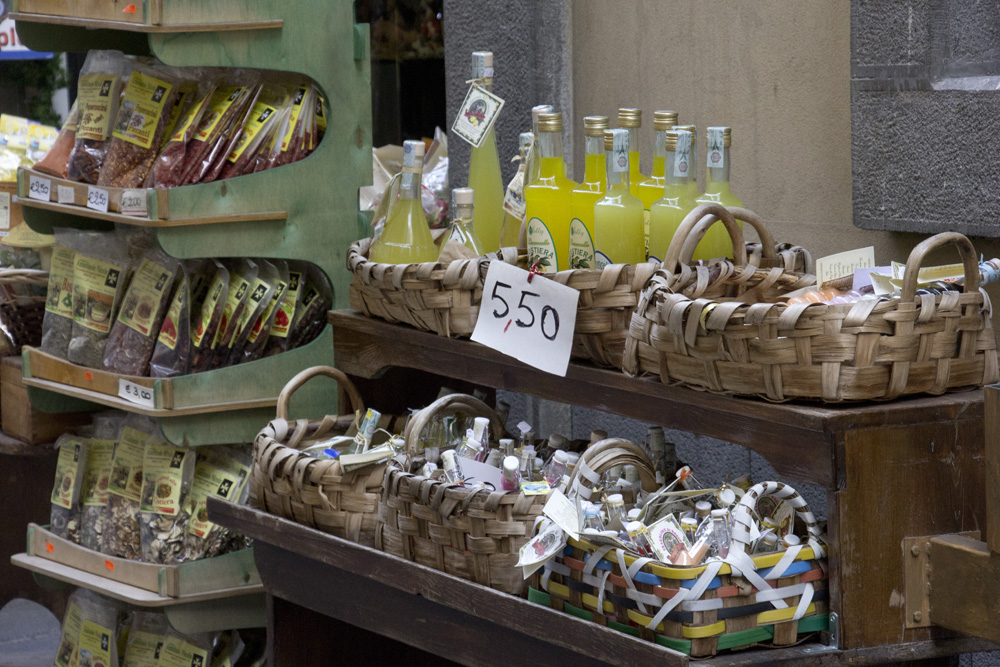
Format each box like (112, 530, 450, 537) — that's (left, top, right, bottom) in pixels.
(815, 246, 875, 285)
(86, 186, 109, 213)
(542, 489, 581, 541)
(118, 379, 155, 408)
(120, 189, 147, 217)
(471, 261, 579, 376)
(458, 457, 505, 489)
(27, 175, 50, 202)
(57, 185, 75, 205)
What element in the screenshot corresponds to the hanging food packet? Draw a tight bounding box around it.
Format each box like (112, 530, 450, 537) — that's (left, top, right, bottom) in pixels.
(266, 82, 311, 170)
(222, 259, 278, 367)
(146, 76, 218, 188)
(249, 103, 291, 174)
(67, 231, 133, 368)
(314, 88, 327, 149)
(102, 247, 180, 376)
(241, 260, 289, 363)
(184, 446, 251, 561)
(76, 591, 124, 667)
(40, 229, 78, 358)
(199, 259, 257, 372)
(121, 610, 167, 667)
(81, 411, 123, 552)
(288, 265, 332, 350)
(299, 85, 319, 160)
(181, 71, 259, 185)
(261, 261, 303, 358)
(139, 440, 194, 564)
(188, 261, 230, 373)
(159, 75, 199, 151)
(49, 433, 89, 543)
(200, 81, 272, 183)
(158, 628, 215, 667)
(102, 414, 157, 559)
(67, 50, 129, 184)
(219, 84, 289, 180)
(54, 588, 89, 667)
(149, 260, 210, 378)
(34, 100, 80, 179)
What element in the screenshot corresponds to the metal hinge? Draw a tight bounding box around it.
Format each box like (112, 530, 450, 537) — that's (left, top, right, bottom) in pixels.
(802, 612, 839, 653)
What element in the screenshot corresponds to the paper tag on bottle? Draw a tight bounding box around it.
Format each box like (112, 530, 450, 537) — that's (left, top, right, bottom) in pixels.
(57, 185, 75, 204)
(502, 167, 527, 220)
(542, 489, 581, 541)
(673, 131, 692, 178)
(86, 186, 109, 213)
(451, 84, 505, 148)
(815, 246, 875, 284)
(611, 129, 629, 173)
(27, 174, 50, 202)
(118, 378, 155, 408)
(706, 127, 726, 169)
(120, 189, 148, 217)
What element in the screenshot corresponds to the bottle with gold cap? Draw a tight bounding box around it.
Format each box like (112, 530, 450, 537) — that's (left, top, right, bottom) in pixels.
(466, 51, 505, 253)
(527, 104, 554, 185)
(525, 112, 575, 272)
(696, 126, 744, 260)
(500, 131, 535, 249)
(617, 108, 646, 198)
(568, 115, 609, 269)
(672, 124, 701, 201)
(648, 129, 697, 264)
(637, 110, 678, 258)
(440, 187, 485, 258)
(370, 140, 438, 264)
(594, 128, 646, 267)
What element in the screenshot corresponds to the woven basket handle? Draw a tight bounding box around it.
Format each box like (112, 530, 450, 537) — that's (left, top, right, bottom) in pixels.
(900, 232, 980, 302)
(661, 204, 747, 273)
(402, 393, 504, 455)
(276, 366, 364, 421)
(679, 207, 778, 267)
(567, 438, 659, 500)
(731, 481, 823, 555)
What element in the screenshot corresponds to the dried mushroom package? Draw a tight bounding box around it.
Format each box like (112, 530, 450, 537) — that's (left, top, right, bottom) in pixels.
(121, 610, 167, 667)
(202, 259, 257, 371)
(219, 83, 290, 180)
(34, 99, 79, 179)
(40, 229, 78, 358)
(262, 261, 303, 358)
(76, 590, 124, 667)
(102, 247, 180, 376)
(158, 628, 215, 667)
(184, 446, 251, 561)
(80, 412, 122, 552)
(54, 588, 88, 667)
(288, 264, 332, 350)
(223, 259, 278, 366)
(49, 434, 89, 543)
(146, 74, 217, 188)
(98, 63, 183, 189)
(102, 414, 157, 559)
(139, 442, 194, 564)
(188, 261, 230, 373)
(67, 50, 129, 184)
(68, 232, 133, 369)
(242, 259, 289, 363)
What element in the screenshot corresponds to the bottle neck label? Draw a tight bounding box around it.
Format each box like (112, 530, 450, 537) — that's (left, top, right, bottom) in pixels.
(673, 132, 692, 179)
(707, 128, 726, 169)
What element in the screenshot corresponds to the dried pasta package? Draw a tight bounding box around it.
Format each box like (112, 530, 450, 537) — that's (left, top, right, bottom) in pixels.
(139, 441, 194, 564)
(181, 71, 259, 185)
(218, 83, 289, 180)
(242, 260, 289, 363)
(40, 229, 78, 358)
(67, 232, 133, 368)
(102, 247, 180, 376)
(184, 446, 251, 561)
(102, 414, 158, 559)
(288, 265, 332, 350)
(221, 259, 278, 367)
(67, 50, 128, 184)
(54, 588, 89, 667)
(34, 100, 79, 178)
(98, 63, 183, 189)
(146, 76, 218, 188)
(75, 590, 124, 667)
(261, 260, 304, 358)
(50, 433, 89, 544)
(199, 259, 256, 372)
(149, 260, 210, 379)
(80, 411, 123, 552)
(158, 628, 215, 667)
(188, 261, 230, 373)
(121, 610, 167, 667)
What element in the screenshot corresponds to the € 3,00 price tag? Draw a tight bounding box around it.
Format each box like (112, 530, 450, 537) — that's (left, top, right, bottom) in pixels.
(471, 261, 578, 376)
(118, 378, 155, 408)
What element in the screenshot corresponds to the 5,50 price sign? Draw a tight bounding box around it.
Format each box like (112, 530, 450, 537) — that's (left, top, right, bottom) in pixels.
(471, 261, 579, 376)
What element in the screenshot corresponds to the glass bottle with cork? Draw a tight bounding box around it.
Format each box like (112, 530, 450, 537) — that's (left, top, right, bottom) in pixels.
(696, 126, 744, 261)
(648, 128, 697, 264)
(594, 128, 646, 267)
(525, 112, 575, 272)
(440, 187, 485, 258)
(369, 139, 438, 264)
(617, 108, 646, 197)
(466, 51, 505, 253)
(637, 110, 678, 259)
(568, 115, 609, 269)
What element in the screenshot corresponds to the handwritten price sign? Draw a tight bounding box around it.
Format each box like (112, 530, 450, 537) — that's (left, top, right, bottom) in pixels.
(120, 189, 147, 217)
(471, 261, 578, 376)
(86, 186, 110, 213)
(27, 175, 51, 202)
(118, 379, 155, 408)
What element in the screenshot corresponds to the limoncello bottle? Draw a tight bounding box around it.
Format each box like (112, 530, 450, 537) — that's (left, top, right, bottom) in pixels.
(467, 51, 505, 253)
(568, 115, 609, 269)
(440, 187, 485, 258)
(500, 131, 534, 249)
(696, 126, 744, 261)
(525, 113, 574, 273)
(673, 124, 702, 202)
(370, 140, 438, 264)
(637, 110, 678, 259)
(594, 129, 646, 267)
(617, 108, 646, 198)
(527, 104, 553, 185)
(648, 129, 698, 264)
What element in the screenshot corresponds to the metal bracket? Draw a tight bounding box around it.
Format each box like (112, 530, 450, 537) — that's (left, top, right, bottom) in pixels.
(801, 611, 840, 653)
(903, 531, 981, 629)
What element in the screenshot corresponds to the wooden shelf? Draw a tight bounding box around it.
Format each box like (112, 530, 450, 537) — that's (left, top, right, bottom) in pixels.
(8, 12, 283, 33)
(15, 195, 286, 229)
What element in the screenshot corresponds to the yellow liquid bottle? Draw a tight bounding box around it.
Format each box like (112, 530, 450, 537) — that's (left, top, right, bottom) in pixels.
(500, 131, 534, 249)
(525, 113, 574, 272)
(696, 126, 744, 261)
(673, 124, 702, 202)
(568, 116, 609, 269)
(527, 104, 553, 186)
(648, 129, 698, 264)
(637, 110, 678, 259)
(467, 51, 505, 253)
(440, 187, 485, 258)
(370, 140, 438, 264)
(594, 129, 646, 267)
(617, 108, 646, 199)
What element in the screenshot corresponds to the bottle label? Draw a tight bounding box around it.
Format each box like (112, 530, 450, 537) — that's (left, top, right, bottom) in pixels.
(674, 131, 692, 178)
(707, 127, 725, 169)
(526, 217, 558, 272)
(611, 129, 629, 173)
(451, 84, 505, 149)
(595, 250, 612, 269)
(502, 167, 527, 220)
(643, 209, 651, 259)
(568, 218, 595, 269)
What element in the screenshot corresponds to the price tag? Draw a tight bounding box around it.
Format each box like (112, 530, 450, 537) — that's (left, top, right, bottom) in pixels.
(27, 175, 51, 202)
(120, 189, 147, 217)
(86, 186, 109, 213)
(57, 185, 75, 205)
(118, 378, 155, 408)
(471, 260, 578, 376)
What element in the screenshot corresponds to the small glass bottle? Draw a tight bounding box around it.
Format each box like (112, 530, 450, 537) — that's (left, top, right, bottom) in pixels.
(454, 429, 483, 461)
(626, 521, 655, 557)
(501, 455, 521, 491)
(440, 187, 485, 258)
(568, 115, 609, 269)
(369, 140, 438, 264)
(441, 449, 464, 484)
(543, 450, 569, 485)
(754, 531, 779, 554)
(648, 129, 698, 264)
(583, 503, 605, 532)
(527, 104, 554, 186)
(681, 516, 699, 543)
(782, 534, 802, 550)
(519, 445, 536, 479)
(472, 417, 490, 455)
(696, 126, 744, 262)
(708, 509, 732, 559)
(485, 448, 502, 468)
(616, 108, 646, 197)
(695, 500, 712, 522)
(606, 493, 629, 527)
(626, 508, 642, 524)
(594, 128, 646, 267)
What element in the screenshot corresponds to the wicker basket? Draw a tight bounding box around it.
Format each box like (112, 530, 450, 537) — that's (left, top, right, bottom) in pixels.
(251, 366, 406, 547)
(375, 393, 546, 595)
(530, 444, 829, 658)
(0, 267, 48, 351)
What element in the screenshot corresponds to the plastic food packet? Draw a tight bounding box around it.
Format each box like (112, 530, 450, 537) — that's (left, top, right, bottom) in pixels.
(34, 101, 79, 178)
(102, 414, 158, 559)
(139, 441, 194, 564)
(180, 72, 259, 185)
(146, 76, 218, 188)
(98, 62, 183, 188)
(54, 588, 89, 667)
(267, 82, 311, 170)
(184, 446, 251, 561)
(249, 103, 291, 174)
(201, 259, 257, 371)
(188, 261, 230, 373)
(75, 590, 124, 667)
(121, 610, 167, 667)
(102, 247, 180, 375)
(67, 50, 128, 184)
(40, 229, 77, 358)
(314, 89, 327, 148)
(149, 260, 210, 378)
(50, 433, 89, 543)
(67, 231, 133, 368)
(261, 261, 303, 358)
(81, 411, 123, 552)
(219, 84, 289, 180)
(241, 260, 289, 363)
(222, 259, 278, 367)
(200, 81, 270, 183)
(159, 628, 215, 667)
(210, 630, 246, 667)
(288, 265, 332, 350)
(159, 75, 199, 151)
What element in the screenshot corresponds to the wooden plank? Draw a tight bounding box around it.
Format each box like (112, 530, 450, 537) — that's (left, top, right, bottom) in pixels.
(167, 547, 260, 597)
(16, 196, 286, 227)
(14, 0, 146, 24)
(8, 12, 283, 32)
(2, 357, 91, 444)
(928, 534, 1000, 644)
(986, 385, 1000, 554)
(25, 346, 159, 398)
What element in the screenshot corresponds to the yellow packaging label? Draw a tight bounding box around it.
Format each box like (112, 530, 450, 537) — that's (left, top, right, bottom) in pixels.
(77, 73, 121, 142)
(62, 101, 81, 133)
(159, 82, 196, 150)
(280, 86, 309, 152)
(71, 254, 125, 334)
(210, 273, 250, 350)
(247, 279, 287, 345)
(51, 437, 86, 509)
(108, 426, 146, 503)
(45, 246, 76, 319)
(293, 285, 320, 329)
(140, 444, 189, 516)
(231, 277, 269, 345)
(194, 86, 244, 143)
(81, 439, 116, 507)
(157, 275, 186, 351)
(118, 258, 173, 337)
(54, 601, 83, 667)
(168, 90, 211, 144)
(0, 114, 29, 152)
(187, 459, 249, 537)
(191, 273, 226, 348)
(122, 629, 161, 667)
(29, 123, 59, 154)
(228, 100, 279, 163)
(78, 619, 113, 667)
(112, 71, 174, 149)
(269, 271, 301, 339)
(316, 94, 327, 133)
(158, 635, 208, 667)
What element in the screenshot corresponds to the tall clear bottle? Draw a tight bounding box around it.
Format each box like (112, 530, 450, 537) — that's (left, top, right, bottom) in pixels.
(696, 126, 744, 261)
(527, 104, 553, 185)
(672, 124, 701, 202)
(440, 187, 485, 258)
(568, 115, 609, 269)
(525, 112, 575, 272)
(467, 51, 505, 253)
(594, 128, 646, 267)
(637, 111, 678, 259)
(648, 129, 697, 264)
(616, 108, 646, 198)
(369, 140, 438, 264)
(500, 131, 534, 249)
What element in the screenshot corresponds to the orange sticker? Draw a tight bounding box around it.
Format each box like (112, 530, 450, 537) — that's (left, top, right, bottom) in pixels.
(46, 542, 54, 553)
(105, 560, 115, 571)
(123, 4, 137, 13)
(84, 372, 93, 381)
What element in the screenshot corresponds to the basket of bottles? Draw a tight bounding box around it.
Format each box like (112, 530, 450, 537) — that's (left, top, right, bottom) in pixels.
(527, 445, 829, 658)
(250, 366, 407, 547)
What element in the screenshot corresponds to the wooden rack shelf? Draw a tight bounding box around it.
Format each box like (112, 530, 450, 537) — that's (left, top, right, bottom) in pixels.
(8, 12, 283, 33)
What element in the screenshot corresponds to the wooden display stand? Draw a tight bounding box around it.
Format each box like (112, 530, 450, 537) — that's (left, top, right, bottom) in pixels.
(1, 357, 90, 444)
